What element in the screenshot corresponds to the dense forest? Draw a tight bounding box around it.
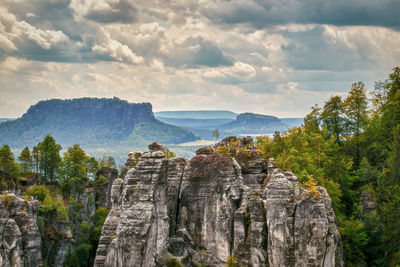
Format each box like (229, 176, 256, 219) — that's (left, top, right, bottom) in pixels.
(0, 67, 399, 266)
(0, 133, 175, 266)
(0, 135, 115, 266)
(256, 67, 400, 266)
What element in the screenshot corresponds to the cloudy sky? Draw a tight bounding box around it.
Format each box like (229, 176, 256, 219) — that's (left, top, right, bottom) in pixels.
(1, 0, 399, 118)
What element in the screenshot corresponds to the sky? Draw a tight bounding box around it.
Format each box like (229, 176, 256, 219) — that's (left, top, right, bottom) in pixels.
(0, 0, 399, 118)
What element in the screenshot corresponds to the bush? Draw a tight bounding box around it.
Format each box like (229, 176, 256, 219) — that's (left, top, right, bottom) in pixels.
(163, 147, 176, 159)
(75, 243, 92, 267)
(300, 174, 320, 199)
(63, 248, 79, 267)
(340, 218, 368, 265)
(41, 194, 69, 222)
(1, 194, 14, 212)
(90, 207, 110, 247)
(167, 257, 181, 267)
(217, 145, 231, 156)
(25, 185, 50, 202)
(226, 256, 239, 267)
(77, 221, 91, 244)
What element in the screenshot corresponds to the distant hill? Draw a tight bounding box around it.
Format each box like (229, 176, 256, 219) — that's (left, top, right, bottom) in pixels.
(280, 118, 304, 128)
(219, 113, 288, 135)
(0, 98, 198, 148)
(154, 110, 237, 119)
(155, 110, 304, 140)
(155, 117, 234, 129)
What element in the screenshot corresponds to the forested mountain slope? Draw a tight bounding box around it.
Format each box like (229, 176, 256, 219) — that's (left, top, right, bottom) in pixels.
(0, 98, 198, 148)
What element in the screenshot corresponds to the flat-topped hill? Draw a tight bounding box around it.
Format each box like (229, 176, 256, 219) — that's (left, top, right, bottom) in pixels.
(0, 97, 197, 148)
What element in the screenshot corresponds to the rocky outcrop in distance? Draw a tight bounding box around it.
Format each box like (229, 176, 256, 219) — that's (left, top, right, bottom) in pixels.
(95, 139, 344, 267)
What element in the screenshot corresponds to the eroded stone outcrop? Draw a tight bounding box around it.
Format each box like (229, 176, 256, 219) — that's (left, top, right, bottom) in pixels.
(95, 139, 344, 267)
(176, 154, 242, 266)
(0, 193, 42, 267)
(96, 167, 118, 209)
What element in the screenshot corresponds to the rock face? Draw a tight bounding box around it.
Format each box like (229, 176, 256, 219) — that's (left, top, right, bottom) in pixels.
(96, 167, 118, 209)
(95, 139, 344, 267)
(359, 189, 377, 217)
(0, 193, 42, 267)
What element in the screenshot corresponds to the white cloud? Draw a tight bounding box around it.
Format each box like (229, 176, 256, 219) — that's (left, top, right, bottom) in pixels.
(92, 37, 144, 64)
(203, 62, 256, 83)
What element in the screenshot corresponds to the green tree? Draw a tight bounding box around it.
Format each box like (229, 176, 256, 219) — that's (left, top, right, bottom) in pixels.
(25, 185, 50, 202)
(85, 157, 99, 180)
(0, 145, 20, 185)
(61, 144, 88, 181)
(163, 147, 176, 159)
(378, 125, 400, 264)
(18, 146, 32, 173)
(100, 156, 116, 168)
(303, 104, 321, 133)
(340, 218, 368, 265)
(321, 95, 345, 144)
(371, 80, 389, 116)
(75, 243, 92, 267)
(357, 157, 379, 186)
(38, 135, 62, 184)
(90, 207, 110, 253)
(343, 82, 369, 167)
(381, 67, 400, 146)
(63, 248, 79, 267)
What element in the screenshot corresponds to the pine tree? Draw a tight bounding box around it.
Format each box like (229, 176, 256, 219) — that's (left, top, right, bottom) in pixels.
(378, 125, 400, 264)
(38, 135, 62, 184)
(18, 146, 32, 173)
(343, 82, 369, 167)
(321, 95, 345, 144)
(0, 145, 20, 187)
(61, 144, 88, 180)
(381, 67, 400, 146)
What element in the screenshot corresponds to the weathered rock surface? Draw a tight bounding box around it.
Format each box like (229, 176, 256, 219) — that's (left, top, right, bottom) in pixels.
(176, 154, 242, 266)
(96, 167, 118, 209)
(120, 151, 142, 179)
(95, 139, 344, 267)
(94, 178, 124, 267)
(359, 189, 377, 217)
(0, 193, 42, 267)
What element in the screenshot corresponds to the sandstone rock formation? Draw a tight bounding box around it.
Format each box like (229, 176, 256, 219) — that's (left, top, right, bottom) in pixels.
(359, 189, 377, 217)
(0, 193, 42, 267)
(96, 167, 118, 209)
(95, 139, 344, 267)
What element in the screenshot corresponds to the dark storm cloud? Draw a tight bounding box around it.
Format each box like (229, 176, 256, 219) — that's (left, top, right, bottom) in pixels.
(202, 0, 400, 30)
(4, 0, 86, 40)
(164, 37, 233, 68)
(0, 0, 144, 64)
(279, 26, 382, 71)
